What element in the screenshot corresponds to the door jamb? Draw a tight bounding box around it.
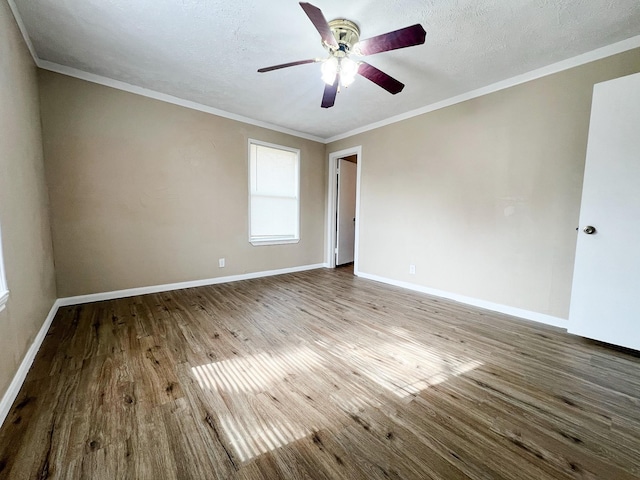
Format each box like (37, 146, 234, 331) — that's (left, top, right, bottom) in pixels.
(326, 146, 362, 273)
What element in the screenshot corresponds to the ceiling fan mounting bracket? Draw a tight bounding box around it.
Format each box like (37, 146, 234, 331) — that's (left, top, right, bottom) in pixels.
(325, 19, 360, 56)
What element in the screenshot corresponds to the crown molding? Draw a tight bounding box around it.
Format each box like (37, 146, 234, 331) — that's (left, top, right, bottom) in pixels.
(8, 1, 640, 145)
(7, 0, 38, 63)
(37, 61, 325, 143)
(324, 34, 640, 143)
(7, 0, 323, 143)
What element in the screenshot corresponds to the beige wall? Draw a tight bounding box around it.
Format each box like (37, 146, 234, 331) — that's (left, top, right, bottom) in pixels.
(328, 48, 640, 320)
(0, 4, 57, 398)
(28, 38, 640, 321)
(39, 72, 327, 297)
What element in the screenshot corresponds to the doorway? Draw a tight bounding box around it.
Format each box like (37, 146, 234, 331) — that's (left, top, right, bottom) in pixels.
(336, 156, 357, 266)
(326, 146, 362, 272)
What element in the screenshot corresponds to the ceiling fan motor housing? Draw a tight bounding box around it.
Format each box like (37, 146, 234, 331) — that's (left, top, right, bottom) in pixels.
(326, 19, 360, 57)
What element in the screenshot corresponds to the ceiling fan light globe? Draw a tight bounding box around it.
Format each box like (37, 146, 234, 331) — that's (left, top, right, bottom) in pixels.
(340, 57, 358, 86)
(321, 57, 339, 85)
(341, 75, 355, 87)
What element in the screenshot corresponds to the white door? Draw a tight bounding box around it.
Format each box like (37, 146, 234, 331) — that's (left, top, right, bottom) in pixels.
(569, 72, 640, 351)
(336, 159, 357, 266)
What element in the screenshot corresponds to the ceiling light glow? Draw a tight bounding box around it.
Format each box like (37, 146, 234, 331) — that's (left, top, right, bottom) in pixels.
(340, 57, 358, 87)
(321, 57, 338, 85)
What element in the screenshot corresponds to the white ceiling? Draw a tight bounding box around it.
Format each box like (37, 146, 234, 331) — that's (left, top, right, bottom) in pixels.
(10, 0, 640, 141)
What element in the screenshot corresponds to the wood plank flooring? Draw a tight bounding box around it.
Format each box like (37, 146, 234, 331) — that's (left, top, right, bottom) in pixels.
(1, 267, 639, 479)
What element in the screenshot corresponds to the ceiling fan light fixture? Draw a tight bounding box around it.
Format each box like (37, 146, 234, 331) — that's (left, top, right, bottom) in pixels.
(258, 3, 426, 108)
(321, 57, 339, 85)
(340, 57, 358, 87)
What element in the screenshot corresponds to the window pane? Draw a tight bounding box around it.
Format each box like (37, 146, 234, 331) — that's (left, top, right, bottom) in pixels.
(249, 141, 300, 244)
(251, 145, 297, 197)
(250, 196, 298, 238)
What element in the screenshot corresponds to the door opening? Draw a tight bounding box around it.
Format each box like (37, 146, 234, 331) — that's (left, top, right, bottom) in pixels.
(336, 156, 357, 267)
(326, 146, 362, 273)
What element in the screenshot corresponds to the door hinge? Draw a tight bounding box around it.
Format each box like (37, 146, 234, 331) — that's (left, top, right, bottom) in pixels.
(334, 247, 338, 254)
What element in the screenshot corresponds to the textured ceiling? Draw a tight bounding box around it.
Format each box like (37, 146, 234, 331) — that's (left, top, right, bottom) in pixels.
(11, 0, 640, 140)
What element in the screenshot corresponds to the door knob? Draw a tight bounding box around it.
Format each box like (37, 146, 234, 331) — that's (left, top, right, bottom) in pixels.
(583, 226, 597, 235)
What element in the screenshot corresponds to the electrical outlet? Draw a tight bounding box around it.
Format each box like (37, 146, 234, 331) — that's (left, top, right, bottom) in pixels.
(409, 264, 416, 275)
(219, 258, 225, 268)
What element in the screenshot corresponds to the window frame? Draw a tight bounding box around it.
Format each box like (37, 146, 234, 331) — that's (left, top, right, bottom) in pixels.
(0, 224, 8, 312)
(248, 139, 301, 246)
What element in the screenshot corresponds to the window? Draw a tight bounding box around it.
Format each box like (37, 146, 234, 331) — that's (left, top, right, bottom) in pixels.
(249, 140, 300, 245)
(0, 224, 8, 312)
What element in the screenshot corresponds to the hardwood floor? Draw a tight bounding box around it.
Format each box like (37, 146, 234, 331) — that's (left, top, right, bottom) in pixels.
(1, 267, 639, 479)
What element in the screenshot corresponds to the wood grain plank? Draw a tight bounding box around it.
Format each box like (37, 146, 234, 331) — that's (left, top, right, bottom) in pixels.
(1, 267, 639, 479)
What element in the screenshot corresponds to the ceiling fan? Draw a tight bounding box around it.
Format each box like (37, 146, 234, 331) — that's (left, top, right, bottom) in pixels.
(258, 2, 427, 108)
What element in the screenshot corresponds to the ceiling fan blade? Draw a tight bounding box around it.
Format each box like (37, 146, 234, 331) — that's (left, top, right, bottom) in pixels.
(258, 59, 320, 73)
(299, 2, 338, 49)
(321, 75, 339, 108)
(358, 62, 404, 95)
(355, 24, 426, 56)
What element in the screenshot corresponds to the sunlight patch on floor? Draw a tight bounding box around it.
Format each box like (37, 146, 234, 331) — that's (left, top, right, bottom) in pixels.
(218, 414, 311, 463)
(191, 337, 482, 461)
(318, 337, 483, 398)
(192, 346, 324, 394)
(394, 359, 484, 397)
(191, 347, 326, 462)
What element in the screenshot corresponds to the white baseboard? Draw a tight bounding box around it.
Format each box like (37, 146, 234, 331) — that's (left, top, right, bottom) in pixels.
(1, 263, 564, 429)
(0, 299, 63, 428)
(0, 263, 326, 428)
(356, 271, 567, 330)
(57, 263, 326, 306)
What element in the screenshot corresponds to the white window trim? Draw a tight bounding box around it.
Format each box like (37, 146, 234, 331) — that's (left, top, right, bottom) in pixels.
(248, 139, 301, 246)
(249, 238, 300, 246)
(0, 225, 8, 312)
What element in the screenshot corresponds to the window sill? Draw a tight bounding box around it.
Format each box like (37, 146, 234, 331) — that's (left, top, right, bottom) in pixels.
(0, 290, 8, 313)
(250, 239, 300, 246)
